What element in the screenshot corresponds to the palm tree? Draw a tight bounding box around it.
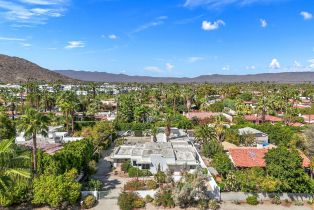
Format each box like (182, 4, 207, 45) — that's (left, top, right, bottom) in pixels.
(17, 108, 50, 173)
(214, 115, 226, 143)
(0, 140, 31, 196)
(57, 91, 79, 133)
(194, 125, 217, 145)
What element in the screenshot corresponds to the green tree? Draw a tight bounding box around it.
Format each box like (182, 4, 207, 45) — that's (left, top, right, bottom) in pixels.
(32, 171, 81, 208)
(57, 91, 79, 133)
(0, 140, 31, 206)
(0, 110, 15, 140)
(173, 168, 208, 208)
(194, 125, 217, 145)
(202, 140, 223, 158)
(265, 147, 314, 193)
(17, 108, 50, 173)
(305, 125, 314, 156)
(212, 152, 233, 177)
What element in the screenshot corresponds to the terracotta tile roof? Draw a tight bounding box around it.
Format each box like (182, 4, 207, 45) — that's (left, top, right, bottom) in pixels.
(229, 148, 267, 167)
(228, 148, 310, 168)
(299, 151, 311, 168)
(302, 115, 314, 122)
(244, 115, 283, 122)
(184, 112, 219, 120)
(288, 122, 304, 127)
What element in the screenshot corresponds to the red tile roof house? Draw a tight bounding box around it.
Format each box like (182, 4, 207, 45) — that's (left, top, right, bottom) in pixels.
(228, 148, 310, 168)
(244, 114, 283, 124)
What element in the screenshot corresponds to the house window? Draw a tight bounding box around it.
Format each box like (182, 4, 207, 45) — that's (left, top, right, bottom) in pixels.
(133, 161, 137, 166)
(142, 164, 150, 170)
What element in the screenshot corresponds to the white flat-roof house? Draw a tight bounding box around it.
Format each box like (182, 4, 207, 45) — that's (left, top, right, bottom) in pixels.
(16, 125, 83, 144)
(238, 127, 268, 146)
(112, 128, 201, 174)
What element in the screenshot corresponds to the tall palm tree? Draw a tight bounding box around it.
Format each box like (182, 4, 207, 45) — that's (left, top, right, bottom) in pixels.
(0, 140, 31, 196)
(57, 91, 79, 133)
(194, 125, 217, 145)
(17, 108, 50, 173)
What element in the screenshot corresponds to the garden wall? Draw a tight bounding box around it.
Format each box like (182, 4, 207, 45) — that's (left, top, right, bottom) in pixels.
(221, 192, 314, 201)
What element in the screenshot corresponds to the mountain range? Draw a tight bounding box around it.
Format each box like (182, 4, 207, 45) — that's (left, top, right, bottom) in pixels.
(1, 54, 314, 84)
(56, 70, 314, 84)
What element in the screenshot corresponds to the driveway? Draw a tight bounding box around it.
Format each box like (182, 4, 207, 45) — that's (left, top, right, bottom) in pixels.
(92, 147, 127, 210)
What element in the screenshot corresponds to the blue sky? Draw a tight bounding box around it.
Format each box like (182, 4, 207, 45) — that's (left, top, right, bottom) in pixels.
(0, 0, 313, 77)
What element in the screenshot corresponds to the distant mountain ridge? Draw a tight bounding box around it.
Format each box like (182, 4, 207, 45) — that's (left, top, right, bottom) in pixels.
(56, 70, 314, 84)
(0, 54, 74, 83)
(1, 54, 314, 84)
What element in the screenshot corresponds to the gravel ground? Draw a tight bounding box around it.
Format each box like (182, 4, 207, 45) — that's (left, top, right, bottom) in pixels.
(141, 202, 313, 210)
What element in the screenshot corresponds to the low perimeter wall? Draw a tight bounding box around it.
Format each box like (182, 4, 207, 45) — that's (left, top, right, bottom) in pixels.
(221, 192, 314, 201)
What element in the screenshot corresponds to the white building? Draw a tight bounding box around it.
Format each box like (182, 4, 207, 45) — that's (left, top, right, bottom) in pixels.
(238, 127, 268, 146)
(111, 128, 200, 174)
(16, 125, 83, 144)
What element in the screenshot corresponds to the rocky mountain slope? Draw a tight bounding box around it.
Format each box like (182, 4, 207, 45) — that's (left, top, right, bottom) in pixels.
(0, 55, 74, 83)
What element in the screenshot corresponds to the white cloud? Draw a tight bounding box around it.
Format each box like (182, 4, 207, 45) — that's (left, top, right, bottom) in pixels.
(187, 56, 204, 63)
(132, 16, 168, 34)
(260, 19, 267, 28)
(300, 11, 313, 20)
(108, 34, 118, 40)
(65, 41, 85, 49)
(184, 0, 288, 8)
(165, 63, 174, 71)
(222, 65, 230, 71)
(294, 60, 301, 68)
(144, 66, 162, 73)
(309, 59, 314, 69)
(21, 43, 31, 47)
(19, 0, 63, 5)
(269, 58, 280, 69)
(0, 36, 26, 41)
(0, 0, 67, 25)
(202, 20, 225, 31)
(246, 65, 256, 70)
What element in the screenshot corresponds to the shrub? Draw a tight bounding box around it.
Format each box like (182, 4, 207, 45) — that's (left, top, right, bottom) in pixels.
(271, 195, 281, 205)
(144, 195, 154, 203)
(208, 199, 220, 210)
(154, 189, 174, 208)
(197, 199, 208, 210)
(118, 192, 144, 210)
(87, 179, 103, 191)
(212, 152, 233, 177)
(32, 173, 81, 208)
(246, 195, 258, 205)
(122, 160, 131, 173)
(124, 180, 146, 191)
(133, 198, 145, 208)
(88, 160, 97, 175)
(293, 200, 304, 206)
(146, 180, 158, 189)
(82, 195, 96, 209)
(128, 167, 152, 177)
(154, 171, 166, 183)
(307, 199, 314, 205)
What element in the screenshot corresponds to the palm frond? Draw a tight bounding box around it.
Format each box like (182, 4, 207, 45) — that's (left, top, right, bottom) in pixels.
(4, 168, 31, 179)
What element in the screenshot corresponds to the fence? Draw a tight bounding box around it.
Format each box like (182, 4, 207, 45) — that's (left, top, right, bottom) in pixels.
(191, 142, 221, 200)
(221, 192, 314, 201)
